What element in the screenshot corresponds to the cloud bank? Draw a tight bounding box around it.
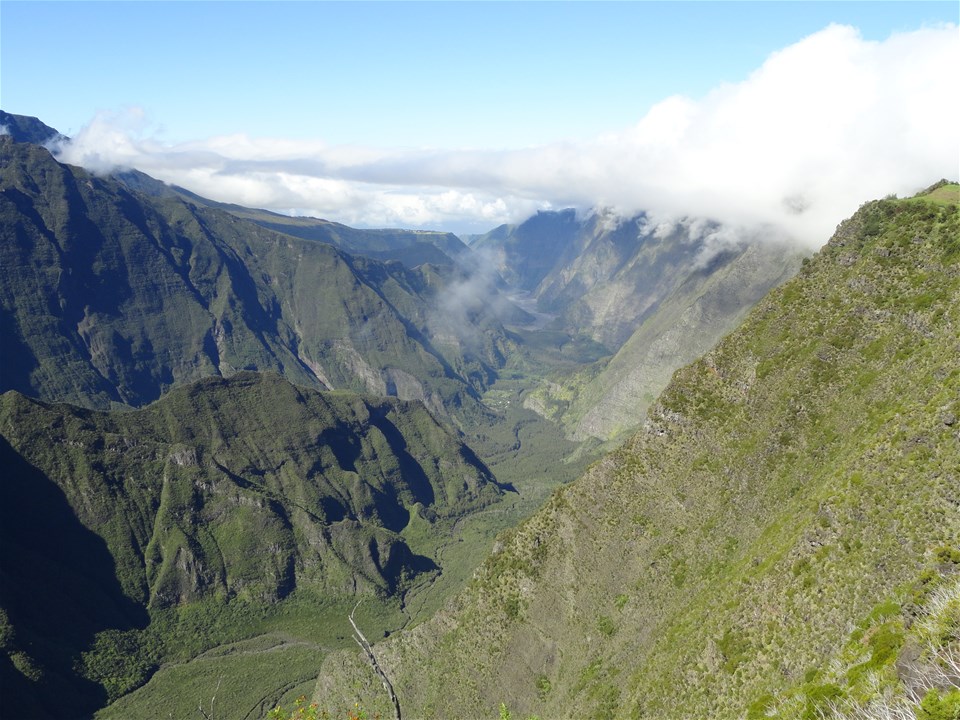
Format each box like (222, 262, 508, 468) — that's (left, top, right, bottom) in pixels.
(55, 24, 959, 245)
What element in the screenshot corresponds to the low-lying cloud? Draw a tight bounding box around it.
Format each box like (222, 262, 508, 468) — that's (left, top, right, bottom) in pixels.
(54, 23, 958, 246)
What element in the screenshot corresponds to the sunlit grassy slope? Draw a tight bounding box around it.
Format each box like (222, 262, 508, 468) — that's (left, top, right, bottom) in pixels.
(313, 185, 959, 719)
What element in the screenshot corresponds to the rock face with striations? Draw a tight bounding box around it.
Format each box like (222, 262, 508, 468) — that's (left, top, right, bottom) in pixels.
(474, 207, 803, 442)
(0, 128, 514, 419)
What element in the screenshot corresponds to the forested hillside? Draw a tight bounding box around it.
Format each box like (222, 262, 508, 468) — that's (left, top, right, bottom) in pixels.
(4, 112, 952, 720)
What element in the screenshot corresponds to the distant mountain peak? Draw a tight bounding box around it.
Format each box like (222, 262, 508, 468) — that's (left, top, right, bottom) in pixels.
(0, 110, 64, 146)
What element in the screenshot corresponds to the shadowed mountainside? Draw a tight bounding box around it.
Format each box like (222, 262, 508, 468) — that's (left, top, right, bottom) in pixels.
(0, 110, 62, 146)
(111, 168, 474, 271)
(0, 133, 514, 420)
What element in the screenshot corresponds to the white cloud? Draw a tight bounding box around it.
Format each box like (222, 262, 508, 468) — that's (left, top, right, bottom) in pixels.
(53, 23, 959, 243)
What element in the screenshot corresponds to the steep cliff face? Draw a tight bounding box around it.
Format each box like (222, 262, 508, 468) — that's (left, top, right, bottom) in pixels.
(471, 209, 584, 293)
(1, 371, 503, 601)
(528, 238, 802, 441)
(474, 209, 802, 353)
(472, 207, 803, 442)
(0, 136, 513, 417)
(313, 187, 960, 719)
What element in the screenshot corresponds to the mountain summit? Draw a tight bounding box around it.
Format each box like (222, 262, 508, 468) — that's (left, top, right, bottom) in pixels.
(0, 110, 63, 146)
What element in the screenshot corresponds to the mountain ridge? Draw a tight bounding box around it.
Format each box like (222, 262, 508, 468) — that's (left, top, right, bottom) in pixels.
(310, 186, 960, 719)
(6, 110, 951, 719)
(111, 168, 474, 271)
(0, 110, 62, 146)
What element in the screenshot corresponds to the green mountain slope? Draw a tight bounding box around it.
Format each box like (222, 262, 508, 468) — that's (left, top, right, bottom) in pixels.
(312, 187, 960, 719)
(0, 134, 512, 418)
(0, 371, 503, 718)
(222, 210, 471, 270)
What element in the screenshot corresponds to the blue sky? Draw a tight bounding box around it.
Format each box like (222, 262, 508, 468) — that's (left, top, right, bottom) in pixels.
(2, 2, 958, 238)
(3, 1, 955, 147)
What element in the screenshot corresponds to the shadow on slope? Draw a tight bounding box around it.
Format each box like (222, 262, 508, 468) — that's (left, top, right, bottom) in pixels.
(0, 436, 148, 719)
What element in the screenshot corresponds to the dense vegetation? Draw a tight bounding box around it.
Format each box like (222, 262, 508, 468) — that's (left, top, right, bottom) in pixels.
(0, 372, 502, 719)
(0, 120, 601, 719)
(312, 186, 960, 719)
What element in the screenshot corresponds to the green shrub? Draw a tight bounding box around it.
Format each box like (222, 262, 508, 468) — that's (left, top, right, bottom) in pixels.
(847, 621, 904, 684)
(77, 628, 160, 702)
(267, 696, 324, 720)
(916, 688, 960, 720)
(802, 683, 844, 720)
(746, 693, 775, 720)
(717, 628, 751, 673)
(535, 674, 552, 699)
(497, 702, 541, 720)
(934, 546, 960, 564)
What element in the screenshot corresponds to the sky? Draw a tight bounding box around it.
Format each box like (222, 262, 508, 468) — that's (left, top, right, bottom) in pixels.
(2, 1, 958, 243)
